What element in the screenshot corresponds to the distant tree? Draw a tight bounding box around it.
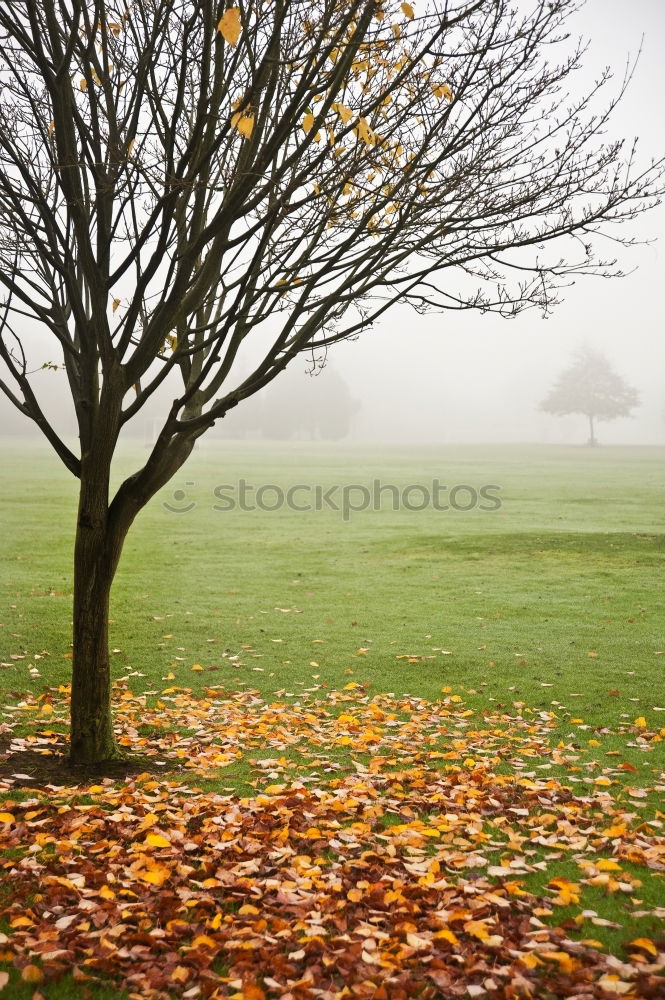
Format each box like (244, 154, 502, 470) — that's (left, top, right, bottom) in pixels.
(540, 348, 639, 445)
(0, 1, 662, 762)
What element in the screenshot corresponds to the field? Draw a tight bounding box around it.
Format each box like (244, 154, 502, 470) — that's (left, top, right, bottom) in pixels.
(0, 439, 663, 999)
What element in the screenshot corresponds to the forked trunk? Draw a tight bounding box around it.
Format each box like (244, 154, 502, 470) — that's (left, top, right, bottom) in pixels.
(70, 471, 127, 764)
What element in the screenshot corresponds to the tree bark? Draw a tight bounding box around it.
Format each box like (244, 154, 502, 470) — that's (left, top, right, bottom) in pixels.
(70, 466, 127, 764)
(587, 414, 597, 447)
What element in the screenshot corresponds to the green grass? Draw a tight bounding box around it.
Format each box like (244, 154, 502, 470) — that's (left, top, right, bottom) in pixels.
(2, 439, 663, 725)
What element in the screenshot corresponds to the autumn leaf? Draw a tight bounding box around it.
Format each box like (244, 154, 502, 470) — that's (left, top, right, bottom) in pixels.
(217, 7, 241, 46)
(332, 102, 353, 124)
(242, 986, 266, 1000)
(401, 1, 415, 17)
(231, 111, 254, 139)
(630, 937, 657, 956)
(134, 863, 170, 886)
(21, 965, 44, 984)
(144, 831, 170, 848)
(432, 82, 453, 101)
(1, 682, 663, 999)
(595, 859, 622, 871)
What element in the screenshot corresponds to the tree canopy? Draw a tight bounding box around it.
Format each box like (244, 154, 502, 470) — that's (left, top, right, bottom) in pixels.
(540, 346, 639, 444)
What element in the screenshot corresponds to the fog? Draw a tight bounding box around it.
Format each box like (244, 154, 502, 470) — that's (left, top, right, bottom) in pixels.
(1, 0, 663, 447)
(330, 0, 665, 445)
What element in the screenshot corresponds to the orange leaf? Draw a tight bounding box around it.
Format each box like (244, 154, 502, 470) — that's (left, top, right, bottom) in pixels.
(432, 82, 453, 101)
(191, 935, 217, 950)
(135, 864, 170, 886)
(22, 965, 43, 984)
(144, 832, 170, 848)
(540, 951, 577, 974)
(231, 112, 254, 139)
(243, 987, 266, 1000)
(434, 928, 459, 945)
(217, 8, 241, 46)
(630, 938, 657, 956)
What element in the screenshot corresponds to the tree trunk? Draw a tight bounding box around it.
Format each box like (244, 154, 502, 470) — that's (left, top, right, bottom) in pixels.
(587, 413, 597, 447)
(70, 469, 127, 764)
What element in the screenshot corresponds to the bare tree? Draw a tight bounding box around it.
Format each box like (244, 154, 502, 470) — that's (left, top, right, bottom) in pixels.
(0, 0, 662, 762)
(540, 346, 639, 445)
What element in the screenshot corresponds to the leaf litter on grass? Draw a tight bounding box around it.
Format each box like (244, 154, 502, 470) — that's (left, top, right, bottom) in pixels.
(0, 683, 663, 999)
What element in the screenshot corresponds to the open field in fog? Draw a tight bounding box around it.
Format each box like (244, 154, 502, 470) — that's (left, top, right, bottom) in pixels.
(2, 439, 663, 725)
(0, 440, 664, 997)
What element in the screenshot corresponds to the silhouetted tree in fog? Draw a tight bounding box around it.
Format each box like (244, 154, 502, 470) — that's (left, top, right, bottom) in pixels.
(540, 347, 639, 445)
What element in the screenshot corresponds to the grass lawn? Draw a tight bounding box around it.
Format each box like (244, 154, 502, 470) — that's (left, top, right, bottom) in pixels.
(0, 438, 663, 998)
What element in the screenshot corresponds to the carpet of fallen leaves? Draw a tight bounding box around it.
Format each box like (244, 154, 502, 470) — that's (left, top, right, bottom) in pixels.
(0, 684, 664, 999)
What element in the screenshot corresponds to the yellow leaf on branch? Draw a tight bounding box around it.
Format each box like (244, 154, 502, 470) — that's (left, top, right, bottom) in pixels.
(354, 117, 375, 146)
(332, 102, 353, 125)
(401, 2, 415, 17)
(217, 8, 241, 46)
(432, 82, 453, 101)
(231, 111, 254, 138)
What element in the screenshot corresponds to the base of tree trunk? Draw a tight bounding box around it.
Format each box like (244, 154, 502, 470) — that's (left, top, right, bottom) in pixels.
(69, 708, 124, 765)
(69, 743, 128, 765)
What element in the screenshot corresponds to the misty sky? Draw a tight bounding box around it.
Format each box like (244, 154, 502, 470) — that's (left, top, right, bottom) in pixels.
(328, 0, 665, 444)
(1, 0, 663, 447)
